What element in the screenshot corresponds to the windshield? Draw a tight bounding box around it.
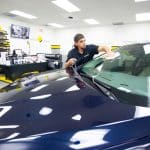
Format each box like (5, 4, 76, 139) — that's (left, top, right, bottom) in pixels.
(81, 44, 150, 107)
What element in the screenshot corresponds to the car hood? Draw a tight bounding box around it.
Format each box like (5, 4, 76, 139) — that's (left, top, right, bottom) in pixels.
(0, 117, 149, 150)
(0, 69, 149, 141)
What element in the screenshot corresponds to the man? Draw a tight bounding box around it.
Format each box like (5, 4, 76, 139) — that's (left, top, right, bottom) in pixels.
(65, 33, 113, 68)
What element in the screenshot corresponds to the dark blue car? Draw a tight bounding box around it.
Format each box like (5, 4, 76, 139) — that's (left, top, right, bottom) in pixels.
(0, 43, 149, 149)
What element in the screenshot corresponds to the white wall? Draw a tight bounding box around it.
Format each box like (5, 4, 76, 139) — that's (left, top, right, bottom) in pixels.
(53, 23, 150, 55)
(0, 16, 55, 55)
(1, 16, 150, 58)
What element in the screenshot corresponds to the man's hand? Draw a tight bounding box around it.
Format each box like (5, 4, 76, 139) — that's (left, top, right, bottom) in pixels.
(65, 58, 77, 68)
(98, 45, 115, 57)
(99, 45, 111, 53)
(68, 58, 76, 66)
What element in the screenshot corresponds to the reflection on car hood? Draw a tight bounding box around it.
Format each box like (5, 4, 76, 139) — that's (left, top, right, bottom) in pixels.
(0, 69, 149, 144)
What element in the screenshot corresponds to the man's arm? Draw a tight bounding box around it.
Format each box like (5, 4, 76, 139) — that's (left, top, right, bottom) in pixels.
(98, 45, 115, 59)
(65, 50, 75, 68)
(88, 44, 112, 55)
(98, 45, 112, 54)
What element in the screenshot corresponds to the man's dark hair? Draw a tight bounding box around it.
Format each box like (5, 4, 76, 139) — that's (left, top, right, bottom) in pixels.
(74, 33, 85, 42)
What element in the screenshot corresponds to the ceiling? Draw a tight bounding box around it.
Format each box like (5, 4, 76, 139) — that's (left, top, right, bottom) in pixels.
(0, 0, 150, 28)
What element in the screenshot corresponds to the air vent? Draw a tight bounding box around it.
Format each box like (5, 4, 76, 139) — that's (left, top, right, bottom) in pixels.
(112, 22, 124, 25)
(43, 24, 49, 27)
(68, 16, 74, 19)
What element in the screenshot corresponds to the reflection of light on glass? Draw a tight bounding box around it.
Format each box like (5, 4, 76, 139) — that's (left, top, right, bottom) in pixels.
(96, 64, 103, 72)
(65, 85, 80, 92)
(70, 129, 110, 149)
(30, 84, 48, 92)
(0, 106, 12, 118)
(56, 77, 68, 81)
(39, 107, 53, 116)
(0, 125, 19, 129)
(72, 114, 82, 121)
(118, 87, 131, 93)
(30, 94, 52, 100)
(134, 106, 150, 118)
(4, 133, 20, 140)
(143, 44, 150, 55)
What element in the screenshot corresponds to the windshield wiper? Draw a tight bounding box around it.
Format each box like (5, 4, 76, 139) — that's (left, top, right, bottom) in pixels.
(80, 73, 118, 101)
(92, 77, 118, 101)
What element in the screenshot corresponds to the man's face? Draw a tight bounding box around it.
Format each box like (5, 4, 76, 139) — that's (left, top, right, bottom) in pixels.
(75, 38, 86, 49)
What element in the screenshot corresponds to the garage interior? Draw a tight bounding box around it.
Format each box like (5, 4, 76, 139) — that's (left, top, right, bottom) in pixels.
(0, 0, 150, 82)
(0, 0, 150, 149)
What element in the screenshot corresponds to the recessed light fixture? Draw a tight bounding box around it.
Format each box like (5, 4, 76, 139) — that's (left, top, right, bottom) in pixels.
(136, 12, 150, 21)
(84, 19, 99, 25)
(51, 0, 80, 12)
(48, 23, 64, 28)
(112, 22, 124, 25)
(135, 0, 150, 2)
(68, 16, 74, 19)
(10, 10, 37, 19)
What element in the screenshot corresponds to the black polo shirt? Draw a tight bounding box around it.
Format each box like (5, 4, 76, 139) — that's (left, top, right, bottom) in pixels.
(66, 44, 99, 66)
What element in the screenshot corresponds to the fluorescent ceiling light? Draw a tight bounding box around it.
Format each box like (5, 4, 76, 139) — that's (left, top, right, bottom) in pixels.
(51, 0, 80, 12)
(136, 12, 150, 21)
(48, 23, 64, 28)
(135, 0, 150, 2)
(10, 10, 37, 19)
(84, 19, 99, 25)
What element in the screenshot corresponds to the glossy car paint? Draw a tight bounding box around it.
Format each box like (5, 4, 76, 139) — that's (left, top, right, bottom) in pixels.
(0, 45, 149, 149)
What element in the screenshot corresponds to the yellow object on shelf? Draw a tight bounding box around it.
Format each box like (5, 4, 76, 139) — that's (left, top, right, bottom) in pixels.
(0, 27, 10, 52)
(51, 45, 61, 49)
